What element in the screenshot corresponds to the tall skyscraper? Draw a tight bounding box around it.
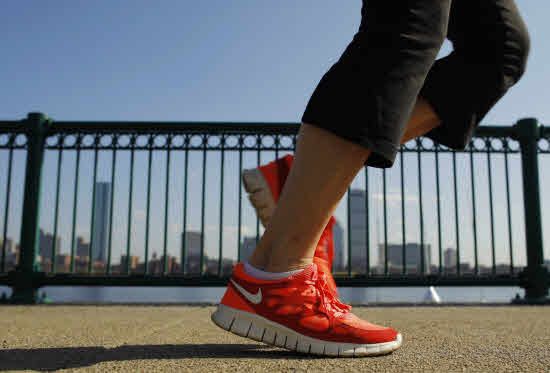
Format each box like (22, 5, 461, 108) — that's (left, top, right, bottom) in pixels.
(378, 243, 432, 274)
(91, 182, 111, 262)
(332, 219, 345, 272)
(181, 231, 203, 274)
(38, 229, 61, 261)
(349, 189, 368, 273)
(444, 248, 457, 270)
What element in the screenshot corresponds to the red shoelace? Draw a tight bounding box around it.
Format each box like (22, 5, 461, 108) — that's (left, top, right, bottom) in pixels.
(303, 270, 352, 321)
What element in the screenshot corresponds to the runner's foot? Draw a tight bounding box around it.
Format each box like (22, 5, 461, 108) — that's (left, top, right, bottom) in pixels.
(212, 263, 402, 357)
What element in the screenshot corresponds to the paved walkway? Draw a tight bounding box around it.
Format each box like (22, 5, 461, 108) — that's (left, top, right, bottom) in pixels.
(0, 306, 549, 372)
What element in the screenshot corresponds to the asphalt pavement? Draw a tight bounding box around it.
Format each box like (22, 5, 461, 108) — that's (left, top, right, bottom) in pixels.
(0, 305, 548, 372)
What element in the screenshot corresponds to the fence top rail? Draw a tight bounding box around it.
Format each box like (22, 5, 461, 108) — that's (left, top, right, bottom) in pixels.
(0, 120, 25, 133)
(0, 116, 529, 138)
(51, 120, 302, 134)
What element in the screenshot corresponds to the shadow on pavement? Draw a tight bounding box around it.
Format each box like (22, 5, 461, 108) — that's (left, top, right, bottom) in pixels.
(0, 343, 318, 371)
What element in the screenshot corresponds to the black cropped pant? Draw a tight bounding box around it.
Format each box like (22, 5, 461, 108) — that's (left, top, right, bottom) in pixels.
(302, 0, 530, 168)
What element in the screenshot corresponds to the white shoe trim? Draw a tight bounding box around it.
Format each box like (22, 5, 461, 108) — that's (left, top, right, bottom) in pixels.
(211, 304, 402, 357)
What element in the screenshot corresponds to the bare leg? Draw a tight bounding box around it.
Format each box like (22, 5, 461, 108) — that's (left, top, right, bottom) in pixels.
(249, 98, 440, 272)
(248, 123, 371, 272)
(401, 97, 440, 143)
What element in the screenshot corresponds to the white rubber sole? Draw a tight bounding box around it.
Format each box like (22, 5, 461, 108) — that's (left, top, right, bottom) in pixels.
(211, 304, 402, 357)
(242, 168, 276, 227)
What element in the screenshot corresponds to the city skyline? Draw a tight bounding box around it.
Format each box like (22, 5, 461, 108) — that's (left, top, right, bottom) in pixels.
(0, 171, 543, 273)
(0, 228, 526, 276)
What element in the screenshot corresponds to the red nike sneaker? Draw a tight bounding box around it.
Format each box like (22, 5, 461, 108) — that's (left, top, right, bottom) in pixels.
(212, 263, 402, 357)
(242, 154, 294, 226)
(242, 155, 338, 293)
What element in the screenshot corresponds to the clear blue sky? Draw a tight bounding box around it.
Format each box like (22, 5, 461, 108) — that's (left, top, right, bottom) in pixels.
(1, 0, 548, 123)
(1, 1, 549, 268)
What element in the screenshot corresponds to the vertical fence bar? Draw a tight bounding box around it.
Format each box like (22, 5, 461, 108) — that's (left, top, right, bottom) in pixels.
(256, 135, 261, 244)
(452, 151, 460, 275)
(144, 141, 153, 274)
(50, 145, 63, 273)
(107, 141, 116, 274)
(400, 149, 406, 275)
(163, 137, 171, 274)
(347, 187, 352, 277)
(11, 113, 49, 304)
(514, 118, 549, 303)
(365, 166, 370, 274)
(1, 142, 14, 273)
(70, 138, 81, 273)
(275, 134, 279, 160)
(469, 143, 479, 274)
(417, 141, 425, 274)
(200, 137, 207, 275)
(237, 137, 243, 262)
(486, 140, 496, 275)
(125, 138, 135, 274)
(382, 169, 388, 275)
(218, 135, 225, 275)
(181, 145, 189, 274)
(435, 145, 442, 274)
(503, 142, 514, 274)
(88, 146, 99, 273)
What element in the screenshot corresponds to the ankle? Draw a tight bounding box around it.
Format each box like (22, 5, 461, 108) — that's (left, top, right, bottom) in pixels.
(264, 257, 313, 273)
(247, 247, 271, 270)
(247, 254, 269, 270)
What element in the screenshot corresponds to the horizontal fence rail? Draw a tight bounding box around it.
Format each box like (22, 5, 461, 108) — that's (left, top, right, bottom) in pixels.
(0, 113, 548, 304)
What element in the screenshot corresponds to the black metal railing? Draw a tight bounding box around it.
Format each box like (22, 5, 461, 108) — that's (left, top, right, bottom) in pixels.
(0, 113, 548, 303)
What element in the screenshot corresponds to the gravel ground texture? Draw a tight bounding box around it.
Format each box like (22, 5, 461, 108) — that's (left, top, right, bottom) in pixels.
(0, 305, 549, 372)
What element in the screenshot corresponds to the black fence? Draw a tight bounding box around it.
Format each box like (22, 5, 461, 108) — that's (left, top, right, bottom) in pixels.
(0, 113, 548, 303)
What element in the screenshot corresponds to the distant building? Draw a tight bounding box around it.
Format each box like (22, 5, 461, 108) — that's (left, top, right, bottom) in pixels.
(91, 182, 111, 262)
(444, 248, 457, 271)
(76, 236, 90, 258)
(240, 236, 257, 262)
(378, 243, 432, 274)
(461, 262, 474, 273)
(38, 229, 61, 259)
(349, 189, 368, 273)
(181, 231, 204, 274)
(0, 237, 17, 269)
(55, 254, 71, 272)
(38, 229, 61, 267)
(148, 252, 179, 274)
(120, 255, 141, 272)
(205, 257, 234, 276)
(332, 220, 345, 272)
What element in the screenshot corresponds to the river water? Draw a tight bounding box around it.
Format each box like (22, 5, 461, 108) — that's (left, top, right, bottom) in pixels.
(1, 286, 523, 304)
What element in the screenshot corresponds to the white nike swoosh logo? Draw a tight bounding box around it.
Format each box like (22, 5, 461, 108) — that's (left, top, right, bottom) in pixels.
(231, 279, 262, 304)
